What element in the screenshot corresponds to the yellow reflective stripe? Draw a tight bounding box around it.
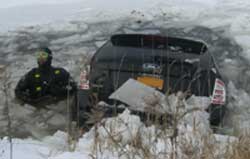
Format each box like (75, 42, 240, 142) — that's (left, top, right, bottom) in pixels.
(36, 86, 42, 91)
(35, 73, 40, 78)
(54, 70, 60, 75)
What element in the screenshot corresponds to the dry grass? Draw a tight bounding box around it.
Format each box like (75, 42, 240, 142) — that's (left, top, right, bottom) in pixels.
(86, 92, 250, 159)
(224, 133, 250, 159)
(92, 123, 250, 159)
(78, 88, 250, 159)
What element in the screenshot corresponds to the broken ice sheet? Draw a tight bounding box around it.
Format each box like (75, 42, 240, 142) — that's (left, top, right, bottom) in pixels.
(109, 78, 170, 114)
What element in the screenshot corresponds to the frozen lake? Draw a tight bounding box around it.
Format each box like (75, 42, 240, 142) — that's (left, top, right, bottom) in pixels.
(0, 0, 250, 158)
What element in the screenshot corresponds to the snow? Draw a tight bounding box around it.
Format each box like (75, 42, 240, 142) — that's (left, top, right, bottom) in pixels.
(0, 108, 236, 159)
(1, 0, 250, 158)
(1, 0, 84, 8)
(0, 0, 219, 32)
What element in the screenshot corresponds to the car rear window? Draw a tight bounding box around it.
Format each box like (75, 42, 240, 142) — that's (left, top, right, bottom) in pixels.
(111, 34, 207, 55)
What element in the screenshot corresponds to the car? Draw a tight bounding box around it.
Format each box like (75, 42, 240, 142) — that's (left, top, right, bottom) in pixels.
(78, 34, 227, 128)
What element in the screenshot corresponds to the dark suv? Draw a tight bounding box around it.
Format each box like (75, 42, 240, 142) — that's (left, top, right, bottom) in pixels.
(79, 34, 226, 127)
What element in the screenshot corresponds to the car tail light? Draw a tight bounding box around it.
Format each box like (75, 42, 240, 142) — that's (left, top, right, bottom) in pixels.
(211, 78, 226, 105)
(79, 66, 90, 90)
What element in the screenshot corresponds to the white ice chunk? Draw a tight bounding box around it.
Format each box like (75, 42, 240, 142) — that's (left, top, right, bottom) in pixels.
(47, 114, 67, 127)
(109, 78, 168, 113)
(185, 58, 200, 63)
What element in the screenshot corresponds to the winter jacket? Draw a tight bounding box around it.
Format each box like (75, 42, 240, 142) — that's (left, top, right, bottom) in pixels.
(15, 66, 77, 104)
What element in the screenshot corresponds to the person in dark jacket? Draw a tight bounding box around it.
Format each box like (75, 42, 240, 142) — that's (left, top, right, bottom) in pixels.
(15, 47, 77, 105)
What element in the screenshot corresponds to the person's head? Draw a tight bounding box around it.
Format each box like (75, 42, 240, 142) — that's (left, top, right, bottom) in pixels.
(36, 47, 53, 68)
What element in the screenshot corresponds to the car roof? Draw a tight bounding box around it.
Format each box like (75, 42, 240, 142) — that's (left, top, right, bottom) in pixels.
(111, 34, 208, 54)
(94, 34, 213, 68)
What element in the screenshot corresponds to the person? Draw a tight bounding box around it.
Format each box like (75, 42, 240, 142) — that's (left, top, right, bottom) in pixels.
(15, 47, 77, 106)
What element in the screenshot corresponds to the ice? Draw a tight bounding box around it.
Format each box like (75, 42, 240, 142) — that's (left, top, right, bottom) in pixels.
(94, 41, 106, 48)
(1, 0, 250, 158)
(109, 79, 168, 113)
(110, 78, 211, 132)
(123, 28, 161, 34)
(49, 152, 89, 159)
(0, 138, 50, 159)
(230, 14, 250, 34)
(42, 131, 68, 153)
(234, 36, 250, 49)
(223, 82, 250, 135)
(9, 104, 35, 118)
(0, 2, 86, 32)
(1, 0, 84, 8)
(51, 35, 83, 45)
(47, 114, 67, 127)
(37, 22, 88, 35)
(0, 106, 242, 159)
(97, 109, 143, 145)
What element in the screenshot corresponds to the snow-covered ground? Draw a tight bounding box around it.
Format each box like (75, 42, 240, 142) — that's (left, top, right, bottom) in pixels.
(1, 0, 250, 158)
